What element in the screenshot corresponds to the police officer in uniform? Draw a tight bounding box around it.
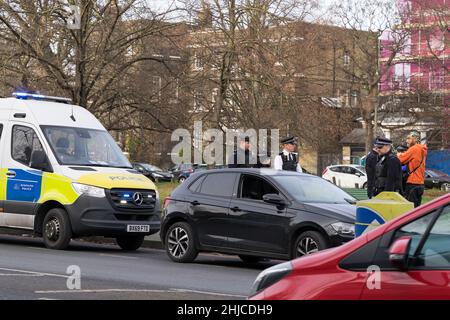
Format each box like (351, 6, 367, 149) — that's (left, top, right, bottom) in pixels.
(373, 137, 402, 196)
(228, 135, 260, 168)
(365, 139, 381, 199)
(273, 136, 303, 172)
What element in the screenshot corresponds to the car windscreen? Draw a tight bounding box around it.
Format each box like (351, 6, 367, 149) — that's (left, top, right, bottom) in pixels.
(41, 126, 131, 168)
(142, 164, 162, 171)
(273, 175, 356, 204)
(429, 170, 448, 177)
(355, 166, 366, 173)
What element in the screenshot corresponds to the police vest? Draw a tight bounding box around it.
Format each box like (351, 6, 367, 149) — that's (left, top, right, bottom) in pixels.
(280, 152, 297, 171)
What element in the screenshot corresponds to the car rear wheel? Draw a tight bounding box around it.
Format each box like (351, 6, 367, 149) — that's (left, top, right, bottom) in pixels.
(293, 231, 328, 259)
(238, 255, 264, 264)
(362, 182, 367, 189)
(165, 222, 198, 263)
(178, 176, 187, 183)
(441, 183, 450, 192)
(116, 235, 144, 251)
(42, 208, 72, 250)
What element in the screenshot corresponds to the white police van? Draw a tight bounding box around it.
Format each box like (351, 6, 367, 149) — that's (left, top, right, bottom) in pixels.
(0, 92, 160, 250)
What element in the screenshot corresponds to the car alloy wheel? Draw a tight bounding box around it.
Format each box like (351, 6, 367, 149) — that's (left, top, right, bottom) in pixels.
(441, 183, 450, 192)
(168, 227, 190, 258)
(297, 237, 319, 256)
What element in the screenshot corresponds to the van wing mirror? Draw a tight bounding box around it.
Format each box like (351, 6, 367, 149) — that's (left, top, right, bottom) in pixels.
(389, 236, 412, 270)
(30, 150, 53, 173)
(263, 193, 286, 207)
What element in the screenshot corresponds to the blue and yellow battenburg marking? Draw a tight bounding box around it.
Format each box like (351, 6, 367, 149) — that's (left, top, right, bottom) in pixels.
(0, 168, 156, 206)
(355, 192, 415, 237)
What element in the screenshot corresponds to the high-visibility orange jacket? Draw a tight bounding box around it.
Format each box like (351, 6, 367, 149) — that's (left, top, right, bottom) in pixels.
(398, 143, 427, 185)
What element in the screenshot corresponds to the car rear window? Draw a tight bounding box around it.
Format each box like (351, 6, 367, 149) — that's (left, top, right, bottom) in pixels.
(198, 173, 237, 197)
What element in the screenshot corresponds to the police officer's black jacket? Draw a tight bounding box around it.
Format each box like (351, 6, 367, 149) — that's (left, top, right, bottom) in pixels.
(228, 148, 261, 168)
(374, 151, 402, 195)
(365, 150, 379, 198)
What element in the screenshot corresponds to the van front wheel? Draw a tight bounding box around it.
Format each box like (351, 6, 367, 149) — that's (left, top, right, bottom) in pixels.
(42, 208, 72, 250)
(116, 235, 144, 251)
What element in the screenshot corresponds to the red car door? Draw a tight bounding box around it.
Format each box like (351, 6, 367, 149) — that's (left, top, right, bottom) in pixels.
(362, 205, 450, 300)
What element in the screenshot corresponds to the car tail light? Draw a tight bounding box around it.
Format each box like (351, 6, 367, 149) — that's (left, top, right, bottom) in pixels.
(163, 197, 172, 209)
(322, 168, 328, 176)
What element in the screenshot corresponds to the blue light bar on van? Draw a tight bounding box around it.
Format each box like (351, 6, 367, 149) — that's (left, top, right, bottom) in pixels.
(13, 92, 72, 104)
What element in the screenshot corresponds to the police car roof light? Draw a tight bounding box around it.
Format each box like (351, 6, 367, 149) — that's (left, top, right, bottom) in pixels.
(13, 92, 72, 104)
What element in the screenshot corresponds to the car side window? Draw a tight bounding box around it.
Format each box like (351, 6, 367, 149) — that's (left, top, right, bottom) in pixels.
(12, 125, 44, 167)
(340, 208, 441, 271)
(412, 206, 450, 269)
(240, 175, 278, 201)
(394, 210, 437, 256)
(198, 173, 236, 197)
(188, 175, 206, 193)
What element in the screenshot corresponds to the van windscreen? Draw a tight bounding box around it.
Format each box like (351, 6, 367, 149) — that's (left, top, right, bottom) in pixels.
(41, 126, 131, 168)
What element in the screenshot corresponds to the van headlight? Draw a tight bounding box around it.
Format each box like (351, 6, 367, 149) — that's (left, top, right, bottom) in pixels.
(249, 261, 292, 297)
(72, 183, 105, 198)
(331, 222, 355, 236)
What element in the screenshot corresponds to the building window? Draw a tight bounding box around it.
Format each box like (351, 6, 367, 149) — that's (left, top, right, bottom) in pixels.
(343, 51, 350, 66)
(151, 76, 161, 101)
(193, 53, 204, 70)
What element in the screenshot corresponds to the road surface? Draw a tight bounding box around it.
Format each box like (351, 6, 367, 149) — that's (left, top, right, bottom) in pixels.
(0, 233, 278, 300)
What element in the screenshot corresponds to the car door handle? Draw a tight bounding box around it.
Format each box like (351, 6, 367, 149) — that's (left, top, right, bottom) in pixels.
(6, 171, 16, 178)
(190, 200, 200, 206)
(230, 206, 241, 212)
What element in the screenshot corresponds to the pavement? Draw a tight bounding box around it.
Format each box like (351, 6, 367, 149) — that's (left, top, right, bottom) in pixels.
(0, 232, 278, 300)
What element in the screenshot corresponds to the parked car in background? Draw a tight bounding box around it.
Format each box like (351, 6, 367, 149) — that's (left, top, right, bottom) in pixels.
(161, 168, 356, 264)
(425, 169, 450, 192)
(169, 163, 208, 183)
(322, 165, 367, 189)
(132, 163, 173, 182)
(250, 193, 450, 300)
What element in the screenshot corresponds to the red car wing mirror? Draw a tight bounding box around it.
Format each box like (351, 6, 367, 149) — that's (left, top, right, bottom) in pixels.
(389, 236, 412, 270)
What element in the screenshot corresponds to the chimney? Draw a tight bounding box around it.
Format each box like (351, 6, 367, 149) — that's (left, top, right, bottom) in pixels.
(197, 0, 213, 29)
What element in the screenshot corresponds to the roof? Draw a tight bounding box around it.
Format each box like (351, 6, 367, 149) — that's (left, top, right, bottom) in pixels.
(0, 97, 104, 130)
(340, 128, 385, 146)
(192, 168, 311, 177)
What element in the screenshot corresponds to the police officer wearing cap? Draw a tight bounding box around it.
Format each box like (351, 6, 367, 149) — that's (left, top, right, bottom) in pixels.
(228, 135, 260, 168)
(365, 139, 381, 199)
(273, 136, 303, 172)
(373, 137, 402, 197)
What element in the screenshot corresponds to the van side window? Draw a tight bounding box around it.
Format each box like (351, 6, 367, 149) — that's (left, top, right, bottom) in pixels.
(12, 125, 44, 167)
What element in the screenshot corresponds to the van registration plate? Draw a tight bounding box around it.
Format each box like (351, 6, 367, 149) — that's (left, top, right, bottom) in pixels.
(127, 225, 150, 233)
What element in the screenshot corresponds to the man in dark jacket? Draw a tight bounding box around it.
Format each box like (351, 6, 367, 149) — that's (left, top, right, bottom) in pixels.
(374, 137, 402, 196)
(365, 140, 380, 199)
(228, 135, 260, 168)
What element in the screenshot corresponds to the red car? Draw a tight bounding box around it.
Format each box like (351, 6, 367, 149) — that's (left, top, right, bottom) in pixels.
(250, 193, 450, 300)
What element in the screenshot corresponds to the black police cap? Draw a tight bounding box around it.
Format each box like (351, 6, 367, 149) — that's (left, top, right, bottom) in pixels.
(281, 136, 298, 145)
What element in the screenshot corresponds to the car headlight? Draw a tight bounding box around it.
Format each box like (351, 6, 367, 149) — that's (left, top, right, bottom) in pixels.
(72, 183, 105, 198)
(249, 261, 292, 297)
(331, 222, 355, 236)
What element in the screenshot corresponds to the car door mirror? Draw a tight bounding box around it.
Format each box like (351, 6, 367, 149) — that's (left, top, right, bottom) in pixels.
(30, 150, 53, 173)
(389, 236, 412, 270)
(263, 193, 286, 207)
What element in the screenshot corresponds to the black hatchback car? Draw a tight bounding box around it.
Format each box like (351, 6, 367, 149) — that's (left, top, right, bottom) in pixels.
(160, 168, 357, 263)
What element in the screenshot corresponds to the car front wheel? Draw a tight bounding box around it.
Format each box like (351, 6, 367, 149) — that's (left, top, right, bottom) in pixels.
(165, 222, 198, 263)
(42, 208, 72, 250)
(293, 231, 328, 259)
(441, 183, 450, 192)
